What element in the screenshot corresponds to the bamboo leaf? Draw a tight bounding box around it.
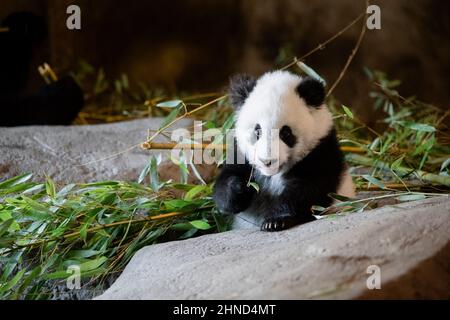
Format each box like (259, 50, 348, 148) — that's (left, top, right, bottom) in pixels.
(159, 105, 182, 129)
(190, 220, 212, 230)
(0, 173, 33, 190)
(156, 100, 183, 108)
(0, 219, 14, 237)
(362, 175, 386, 189)
(399, 121, 436, 133)
(342, 105, 354, 119)
(297, 61, 327, 85)
(248, 182, 260, 193)
(45, 176, 56, 198)
(184, 185, 209, 201)
(397, 194, 427, 202)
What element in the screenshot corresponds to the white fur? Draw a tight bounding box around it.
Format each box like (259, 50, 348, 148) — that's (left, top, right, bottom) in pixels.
(235, 71, 333, 176)
(263, 172, 286, 196)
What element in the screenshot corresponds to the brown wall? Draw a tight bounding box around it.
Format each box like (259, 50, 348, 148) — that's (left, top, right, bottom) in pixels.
(1, 0, 449, 115)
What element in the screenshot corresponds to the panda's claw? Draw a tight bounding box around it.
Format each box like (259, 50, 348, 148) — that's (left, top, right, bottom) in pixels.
(261, 216, 292, 232)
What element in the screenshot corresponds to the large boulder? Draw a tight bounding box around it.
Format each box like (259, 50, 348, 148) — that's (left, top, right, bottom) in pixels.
(0, 118, 199, 183)
(96, 196, 450, 299)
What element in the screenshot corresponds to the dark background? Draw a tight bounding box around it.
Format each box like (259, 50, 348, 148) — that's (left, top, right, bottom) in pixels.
(1, 0, 449, 118)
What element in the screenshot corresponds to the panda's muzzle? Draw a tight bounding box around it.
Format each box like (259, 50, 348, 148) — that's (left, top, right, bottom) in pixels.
(258, 157, 278, 167)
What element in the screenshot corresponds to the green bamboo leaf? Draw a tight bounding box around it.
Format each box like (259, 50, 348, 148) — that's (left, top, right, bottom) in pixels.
(68, 250, 104, 259)
(0, 173, 33, 190)
(179, 228, 198, 239)
(149, 156, 161, 192)
(138, 158, 152, 184)
(156, 100, 183, 108)
(79, 256, 108, 272)
(362, 175, 386, 189)
(297, 61, 327, 85)
(328, 193, 352, 202)
(248, 182, 260, 193)
(0, 219, 14, 237)
(14, 266, 42, 299)
(397, 194, 427, 202)
(184, 185, 209, 201)
(399, 121, 436, 133)
(159, 105, 182, 129)
(391, 156, 405, 170)
(45, 177, 56, 198)
(81, 181, 119, 187)
(21, 196, 51, 216)
(221, 114, 235, 131)
(440, 158, 450, 173)
(0, 212, 20, 231)
(342, 105, 354, 119)
(164, 199, 192, 210)
(0, 269, 27, 293)
(190, 220, 212, 230)
(171, 222, 194, 231)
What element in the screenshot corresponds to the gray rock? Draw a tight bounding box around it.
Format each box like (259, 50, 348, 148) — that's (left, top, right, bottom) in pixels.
(96, 196, 450, 299)
(0, 118, 192, 183)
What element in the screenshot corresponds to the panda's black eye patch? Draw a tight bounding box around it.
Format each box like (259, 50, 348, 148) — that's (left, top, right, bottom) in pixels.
(254, 124, 262, 140)
(280, 125, 297, 147)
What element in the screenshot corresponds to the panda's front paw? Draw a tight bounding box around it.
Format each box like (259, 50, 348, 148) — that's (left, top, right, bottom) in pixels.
(226, 176, 248, 194)
(213, 176, 255, 214)
(260, 216, 298, 232)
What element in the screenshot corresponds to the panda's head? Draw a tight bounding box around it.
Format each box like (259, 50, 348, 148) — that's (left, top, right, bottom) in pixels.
(229, 70, 333, 176)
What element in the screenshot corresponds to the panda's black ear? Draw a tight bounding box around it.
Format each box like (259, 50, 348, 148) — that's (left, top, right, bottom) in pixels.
(296, 76, 325, 107)
(229, 74, 257, 109)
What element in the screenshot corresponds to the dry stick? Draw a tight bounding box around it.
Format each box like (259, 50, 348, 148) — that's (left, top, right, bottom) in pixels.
(346, 153, 450, 187)
(281, 11, 366, 70)
(358, 183, 440, 191)
(326, 3, 368, 98)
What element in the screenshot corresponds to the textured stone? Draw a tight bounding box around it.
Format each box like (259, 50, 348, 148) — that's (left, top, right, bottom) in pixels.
(0, 118, 198, 183)
(96, 196, 450, 300)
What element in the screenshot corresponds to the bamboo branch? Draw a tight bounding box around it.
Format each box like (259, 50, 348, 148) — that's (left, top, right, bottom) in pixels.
(326, 0, 369, 97)
(357, 183, 439, 191)
(140, 141, 366, 154)
(281, 11, 367, 70)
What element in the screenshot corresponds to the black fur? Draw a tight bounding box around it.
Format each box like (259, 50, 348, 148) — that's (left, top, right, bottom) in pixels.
(228, 74, 256, 109)
(279, 125, 297, 148)
(296, 76, 325, 107)
(213, 128, 345, 232)
(213, 162, 256, 214)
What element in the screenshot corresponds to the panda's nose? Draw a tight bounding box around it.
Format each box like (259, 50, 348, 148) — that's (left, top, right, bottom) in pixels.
(259, 158, 275, 167)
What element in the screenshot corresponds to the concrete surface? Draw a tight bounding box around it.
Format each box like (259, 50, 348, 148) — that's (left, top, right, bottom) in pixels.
(96, 196, 450, 300)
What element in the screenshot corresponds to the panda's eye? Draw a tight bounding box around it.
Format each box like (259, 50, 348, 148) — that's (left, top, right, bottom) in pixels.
(280, 125, 297, 147)
(254, 124, 262, 140)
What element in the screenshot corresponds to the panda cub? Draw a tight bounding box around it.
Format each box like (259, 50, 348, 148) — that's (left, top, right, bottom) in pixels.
(213, 70, 355, 232)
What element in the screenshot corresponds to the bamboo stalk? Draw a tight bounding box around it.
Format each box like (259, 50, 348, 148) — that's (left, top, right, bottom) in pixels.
(346, 153, 450, 187)
(357, 183, 434, 191)
(140, 141, 366, 154)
